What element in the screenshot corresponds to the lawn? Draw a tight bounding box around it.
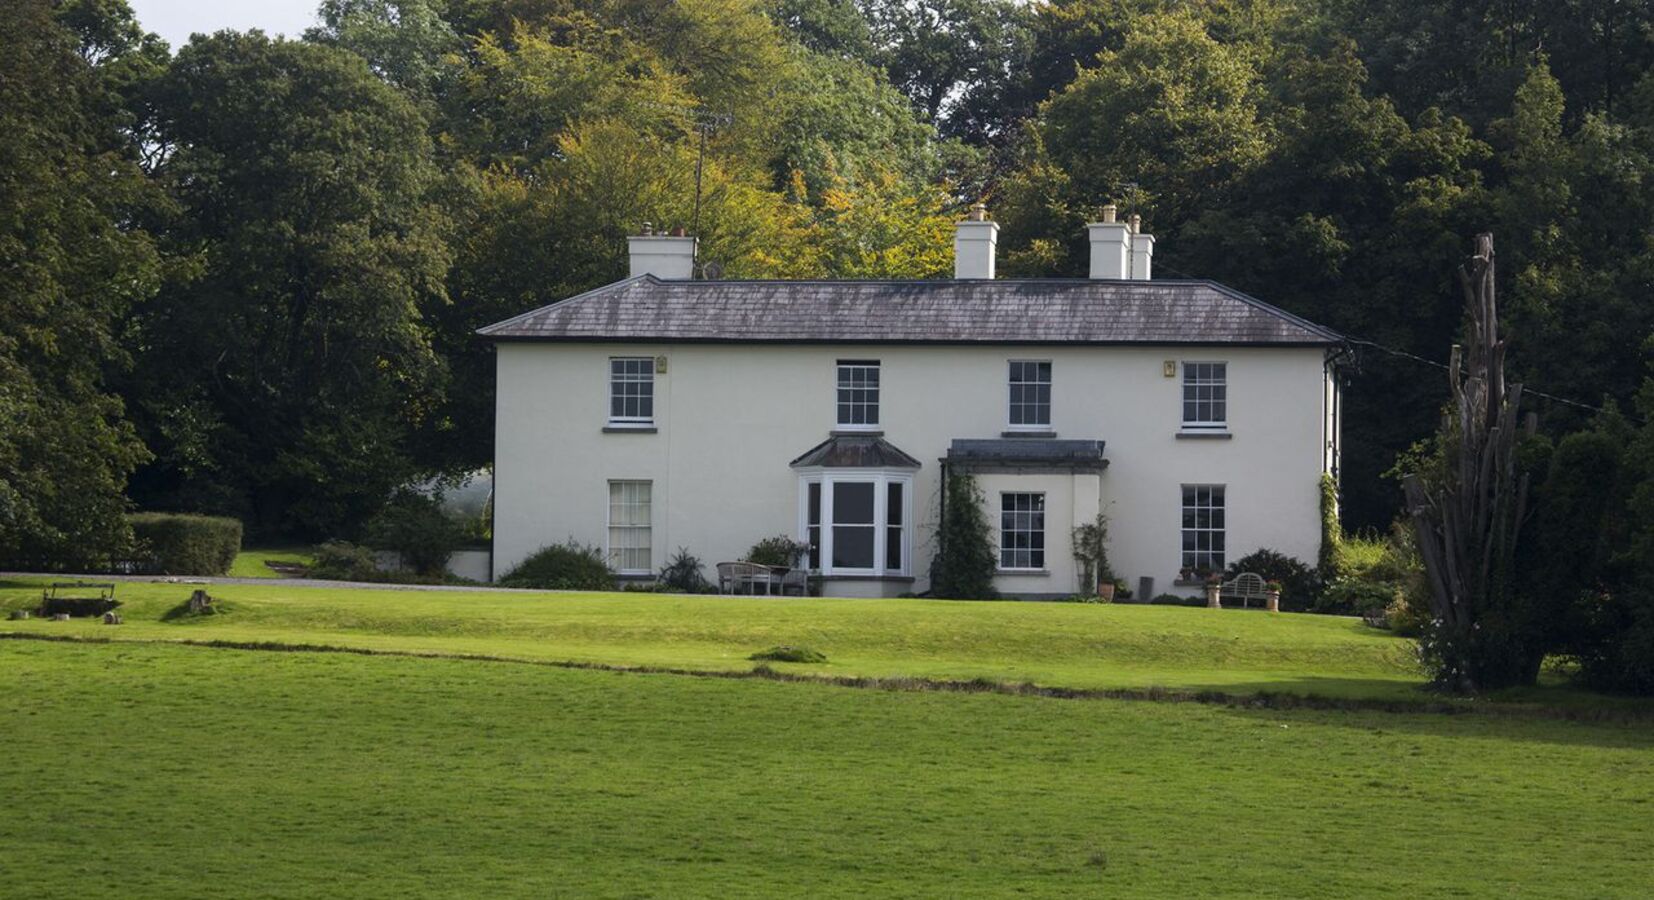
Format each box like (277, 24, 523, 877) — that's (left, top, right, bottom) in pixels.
(2, 639, 1650, 898)
(0, 578, 1433, 702)
(226, 546, 315, 578)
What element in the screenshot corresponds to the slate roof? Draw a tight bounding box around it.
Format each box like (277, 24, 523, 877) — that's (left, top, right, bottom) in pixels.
(790, 435, 923, 469)
(946, 439, 1109, 472)
(477, 276, 1342, 346)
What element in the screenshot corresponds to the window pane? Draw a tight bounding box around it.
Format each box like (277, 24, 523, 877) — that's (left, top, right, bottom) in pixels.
(999, 493, 1046, 569)
(609, 358, 655, 422)
(808, 482, 821, 525)
(832, 482, 875, 524)
(1182, 362, 1227, 425)
(607, 480, 652, 571)
(836, 362, 880, 427)
(1179, 483, 1225, 572)
(1008, 360, 1052, 427)
(832, 526, 874, 568)
(886, 527, 902, 571)
(887, 482, 903, 525)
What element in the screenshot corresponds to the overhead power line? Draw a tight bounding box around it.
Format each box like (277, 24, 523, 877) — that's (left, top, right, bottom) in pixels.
(1345, 338, 1611, 416)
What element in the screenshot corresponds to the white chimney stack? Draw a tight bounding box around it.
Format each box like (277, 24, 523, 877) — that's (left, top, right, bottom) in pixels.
(1087, 204, 1130, 279)
(1129, 214, 1154, 280)
(953, 202, 998, 279)
(627, 223, 697, 279)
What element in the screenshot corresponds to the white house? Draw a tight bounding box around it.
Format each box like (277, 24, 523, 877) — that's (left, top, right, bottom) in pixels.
(480, 206, 1344, 598)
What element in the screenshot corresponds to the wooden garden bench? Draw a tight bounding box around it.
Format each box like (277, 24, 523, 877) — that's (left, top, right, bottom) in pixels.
(1220, 572, 1270, 609)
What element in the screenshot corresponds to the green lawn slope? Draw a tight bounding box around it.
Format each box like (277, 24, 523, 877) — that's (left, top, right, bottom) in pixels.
(1, 578, 1425, 701)
(3, 640, 1650, 898)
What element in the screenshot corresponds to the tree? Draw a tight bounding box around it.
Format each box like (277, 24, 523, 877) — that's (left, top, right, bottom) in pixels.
(1402, 234, 1543, 692)
(128, 32, 451, 538)
(0, 0, 161, 567)
(1038, 11, 1269, 227)
(306, 0, 462, 107)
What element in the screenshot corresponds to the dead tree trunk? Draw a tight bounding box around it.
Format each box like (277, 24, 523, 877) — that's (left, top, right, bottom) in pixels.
(1402, 234, 1538, 692)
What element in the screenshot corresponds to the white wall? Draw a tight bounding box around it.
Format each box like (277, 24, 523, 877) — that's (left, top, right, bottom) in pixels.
(493, 342, 1332, 596)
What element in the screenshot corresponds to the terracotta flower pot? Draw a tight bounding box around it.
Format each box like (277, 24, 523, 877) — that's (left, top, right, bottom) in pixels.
(1098, 582, 1116, 602)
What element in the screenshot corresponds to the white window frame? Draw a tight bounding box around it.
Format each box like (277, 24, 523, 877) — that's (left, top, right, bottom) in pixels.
(1006, 360, 1053, 431)
(835, 360, 881, 431)
(608, 357, 656, 427)
(606, 479, 653, 575)
(998, 491, 1047, 571)
(1180, 484, 1226, 573)
(795, 469, 912, 576)
(1181, 361, 1228, 430)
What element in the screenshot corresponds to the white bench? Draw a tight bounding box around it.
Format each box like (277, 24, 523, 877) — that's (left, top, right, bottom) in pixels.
(1220, 572, 1272, 609)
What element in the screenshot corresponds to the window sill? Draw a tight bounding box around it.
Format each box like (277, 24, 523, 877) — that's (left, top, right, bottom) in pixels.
(1001, 430, 1056, 438)
(603, 424, 658, 433)
(996, 569, 1050, 577)
(832, 428, 884, 436)
(817, 573, 914, 582)
(1176, 430, 1231, 440)
(1174, 579, 1220, 587)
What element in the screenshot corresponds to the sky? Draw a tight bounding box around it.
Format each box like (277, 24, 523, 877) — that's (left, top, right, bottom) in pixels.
(129, 0, 321, 49)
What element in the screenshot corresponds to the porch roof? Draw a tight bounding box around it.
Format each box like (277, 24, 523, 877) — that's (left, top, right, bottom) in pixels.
(789, 434, 923, 469)
(944, 438, 1109, 473)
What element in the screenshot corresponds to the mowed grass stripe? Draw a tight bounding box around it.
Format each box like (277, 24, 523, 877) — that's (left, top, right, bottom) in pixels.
(2, 640, 1650, 898)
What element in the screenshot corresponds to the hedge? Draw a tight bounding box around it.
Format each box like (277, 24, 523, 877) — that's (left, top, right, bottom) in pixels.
(128, 513, 243, 576)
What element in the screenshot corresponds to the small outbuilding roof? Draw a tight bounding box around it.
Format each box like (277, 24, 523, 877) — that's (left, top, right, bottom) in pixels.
(945, 439, 1109, 473)
(790, 435, 923, 469)
(478, 276, 1342, 346)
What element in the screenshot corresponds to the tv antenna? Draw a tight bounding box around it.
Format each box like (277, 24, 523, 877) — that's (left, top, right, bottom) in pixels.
(641, 102, 733, 263)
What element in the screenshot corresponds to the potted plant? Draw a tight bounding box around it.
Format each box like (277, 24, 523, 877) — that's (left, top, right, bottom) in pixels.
(1265, 580, 1283, 612)
(1098, 580, 1116, 602)
(1203, 570, 1223, 608)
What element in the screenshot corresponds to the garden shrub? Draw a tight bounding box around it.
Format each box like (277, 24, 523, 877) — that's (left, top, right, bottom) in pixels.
(930, 472, 999, 600)
(365, 488, 465, 575)
(747, 535, 808, 568)
(1224, 549, 1319, 610)
(1317, 578, 1396, 617)
(128, 513, 243, 576)
(1150, 593, 1205, 607)
(498, 541, 616, 591)
(658, 547, 711, 592)
(1318, 473, 1342, 578)
(308, 541, 382, 581)
(1071, 512, 1113, 595)
(749, 645, 827, 663)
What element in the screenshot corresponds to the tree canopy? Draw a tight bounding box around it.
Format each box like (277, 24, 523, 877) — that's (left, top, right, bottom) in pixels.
(5, 0, 1654, 567)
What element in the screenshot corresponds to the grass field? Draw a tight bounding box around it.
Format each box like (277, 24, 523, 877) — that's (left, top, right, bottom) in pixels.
(227, 547, 316, 578)
(2, 577, 1432, 701)
(4, 579, 1651, 896)
(3, 639, 1651, 898)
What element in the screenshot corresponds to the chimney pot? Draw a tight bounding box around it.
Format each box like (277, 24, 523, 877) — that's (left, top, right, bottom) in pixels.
(1101, 204, 1118, 224)
(953, 204, 999, 279)
(641, 221, 654, 236)
(1129, 213, 1142, 234)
